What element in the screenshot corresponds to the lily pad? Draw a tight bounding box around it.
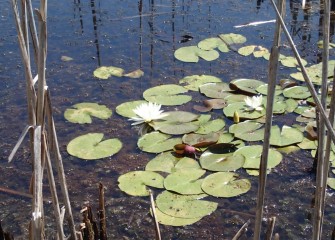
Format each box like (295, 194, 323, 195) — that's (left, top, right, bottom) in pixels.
(93, 66, 124, 79)
(198, 37, 228, 52)
(230, 78, 264, 94)
(138, 131, 182, 153)
(283, 86, 311, 99)
(145, 152, 179, 173)
(179, 75, 222, 91)
(327, 178, 335, 190)
(218, 33, 247, 46)
(64, 102, 112, 124)
(153, 206, 202, 226)
(164, 169, 206, 195)
(115, 100, 147, 118)
(256, 84, 282, 96)
(280, 56, 307, 68)
(199, 82, 233, 98)
(156, 191, 217, 219)
(174, 46, 220, 63)
(182, 132, 219, 146)
(118, 171, 164, 196)
(238, 45, 269, 58)
(229, 121, 264, 141)
(67, 133, 122, 160)
(193, 99, 228, 112)
(143, 84, 192, 106)
(201, 172, 251, 197)
(123, 69, 144, 78)
(223, 102, 265, 120)
(173, 157, 201, 171)
(270, 125, 304, 147)
(195, 118, 225, 134)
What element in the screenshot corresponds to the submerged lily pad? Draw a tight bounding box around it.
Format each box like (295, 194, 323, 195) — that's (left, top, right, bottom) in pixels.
(67, 133, 122, 160)
(230, 78, 264, 94)
(143, 84, 192, 106)
(179, 75, 222, 91)
(174, 46, 219, 63)
(64, 102, 112, 124)
(202, 172, 251, 197)
(93, 66, 124, 79)
(115, 100, 147, 118)
(118, 171, 164, 196)
(138, 131, 182, 153)
(164, 169, 206, 195)
(156, 191, 217, 219)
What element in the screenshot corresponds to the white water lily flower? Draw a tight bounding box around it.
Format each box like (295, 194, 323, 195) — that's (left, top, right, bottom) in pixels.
(244, 95, 263, 111)
(129, 102, 168, 125)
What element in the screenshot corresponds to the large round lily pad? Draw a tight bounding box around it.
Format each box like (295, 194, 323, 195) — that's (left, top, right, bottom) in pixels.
(218, 33, 247, 46)
(153, 206, 202, 226)
(270, 125, 304, 147)
(199, 82, 233, 98)
(64, 102, 112, 124)
(67, 133, 122, 160)
(229, 121, 264, 141)
(230, 78, 264, 94)
(137, 131, 182, 153)
(164, 169, 206, 195)
(118, 171, 164, 196)
(115, 100, 147, 118)
(195, 118, 225, 134)
(223, 102, 265, 119)
(143, 84, 192, 106)
(145, 152, 179, 173)
(174, 46, 220, 63)
(179, 75, 222, 91)
(198, 37, 229, 52)
(156, 191, 217, 219)
(283, 86, 311, 99)
(201, 172, 251, 197)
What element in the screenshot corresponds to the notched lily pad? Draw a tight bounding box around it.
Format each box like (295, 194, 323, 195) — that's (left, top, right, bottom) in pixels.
(118, 171, 164, 196)
(174, 46, 220, 63)
(199, 82, 233, 99)
(64, 102, 112, 124)
(230, 78, 264, 94)
(67, 133, 122, 160)
(138, 131, 182, 153)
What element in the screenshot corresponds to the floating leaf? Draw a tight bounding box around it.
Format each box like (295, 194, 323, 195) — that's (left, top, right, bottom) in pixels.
(285, 98, 298, 113)
(173, 158, 201, 171)
(230, 78, 264, 94)
(253, 46, 269, 58)
(174, 46, 220, 63)
(198, 37, 228, 52)
(179, 75, 222, 91)
(327, 178, 335, 190)
(280, 56, 307, 68)
(270, 125, 304, 147)
(61, 55, 73, 61)
(223, 102, 265, 120)
(182, 132, 220, 146)
(164, 169, 206, 195)
(297, 138, 317, 150)
(283, 86, 311, 99)
(280, 79, 297, 89)
(143, 84, 192, 106)
(138, 131, 182, 153)
(229, 121, 264, 141)
(256, 84, 282, 96)
(238, 45, 256, 56)
(123, 69, 144, 78)
(64, 102, 112, 124)
(93, 66, 124, 79)
(115, 100, 147, 118)
(193, 99, 227, 112)
(67, 133, 122, 160)
(199, 82, 233, 98)
(201, 172, 251, 197)
(195, 119, 225, 134)
(218, 33, 247, 46)
(145, 152, 179, 173)
(118, 171, 164, 196)
(156, 191, 217, 219)
(153, 206, 202, 226)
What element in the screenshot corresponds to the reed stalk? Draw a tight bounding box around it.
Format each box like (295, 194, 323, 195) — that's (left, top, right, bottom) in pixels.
(149, 190, 161, 240)
(232, 219, 250, 240)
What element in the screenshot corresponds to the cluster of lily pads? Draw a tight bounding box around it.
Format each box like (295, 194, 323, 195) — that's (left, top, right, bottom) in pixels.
(63, 32, 335, 226)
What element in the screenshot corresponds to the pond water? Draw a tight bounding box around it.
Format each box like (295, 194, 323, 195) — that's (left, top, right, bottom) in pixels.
(1, 0, 335, 239)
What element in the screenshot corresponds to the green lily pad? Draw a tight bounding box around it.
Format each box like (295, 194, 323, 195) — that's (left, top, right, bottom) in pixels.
(143, 84, 192, 106)
(138, 131, 182, 153)
(218, 33, 247, 46)
(224, 94, 249, 104)
(153, 206, 202, 226)
(67, 133, 122, 160)
(297, 138, 317, 150)
(179, 75, 222, 91)
(230, 78, 264, 94)
(217, 132, 235, 144)
(201, 172, 251, 197)
(234, 145, 283, 170)
(118, 171, 164, 196)
(283, 86, 311, 99)
(93, 66, 124, 79)
(195, 118, 225, 134)
(123, 69, 144, 78)
(280, 56, 307, 68)
(145, 152, 179, 173)
(200, 149, 245, 172)
(238, 45, 269, 58)
(256, 84, 282, 96)
(193, 99, 228, 112)
(115, 100, 147, 118)
(164, 169, 206, 195)
(199, 82, 233, 98)
(156, 191, 217, 219)
(182, 132, 220, 146)
(173, 157, 201, 171)
(229, 121, 264, 141)
(198, 37, 228, 52)
(327, 178, 335, 190)
(285, 98, 299, 112)
(64, 102, 112, 124)
(270, 125, 304, 147)
(174, 46, 220, 63)
(223, 102, 265, 120)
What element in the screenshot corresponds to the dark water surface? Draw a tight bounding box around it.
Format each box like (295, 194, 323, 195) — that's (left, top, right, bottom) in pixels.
(1, 0, 335, 239)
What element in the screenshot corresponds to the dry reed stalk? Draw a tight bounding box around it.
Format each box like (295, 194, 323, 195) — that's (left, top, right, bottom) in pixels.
(313, 1, 331, 239)
(232, 219, 250, 240)
(25, 0, 39, 64)
(149, 190, 161, 240)
(98, 183, 107, 240)
(265, 216, 276, 240)
(253, 0, 285, 239)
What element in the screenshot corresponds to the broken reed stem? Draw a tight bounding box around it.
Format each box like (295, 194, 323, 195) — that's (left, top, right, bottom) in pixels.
(232, 219, 250, 240)
(45, 90, 77, 240)
(270, 0, 335, 143)
(26, 0, 39, 65)
(253, 0, 284, 239)
(313, 1, 331, 239)
(149, 190, 161, 240)
(99, 183, 107, 240)
(265, 217, 276, 240)
(43, 130, 65, 240)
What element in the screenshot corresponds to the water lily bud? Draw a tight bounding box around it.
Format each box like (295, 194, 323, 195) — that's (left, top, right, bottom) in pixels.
(233, 111, 240, 123)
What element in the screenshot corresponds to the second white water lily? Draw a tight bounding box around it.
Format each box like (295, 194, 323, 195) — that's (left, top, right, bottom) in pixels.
(129, 102, 168, 125)
(244, 95, 263, 111)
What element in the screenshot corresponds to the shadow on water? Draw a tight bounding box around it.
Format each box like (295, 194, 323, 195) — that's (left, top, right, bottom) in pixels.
(2, 0, 335, 238)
